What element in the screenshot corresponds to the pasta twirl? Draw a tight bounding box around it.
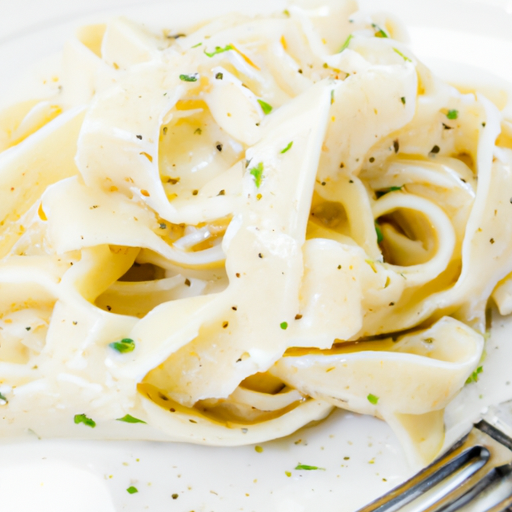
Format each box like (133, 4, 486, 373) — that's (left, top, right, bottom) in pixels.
(0, 0, 510, 468)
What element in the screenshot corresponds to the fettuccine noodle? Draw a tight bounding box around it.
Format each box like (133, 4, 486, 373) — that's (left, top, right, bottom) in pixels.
(1, 0, 512, 468)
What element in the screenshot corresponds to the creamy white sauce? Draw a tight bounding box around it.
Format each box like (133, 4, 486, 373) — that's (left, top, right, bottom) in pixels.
(0, 1, 511, 511)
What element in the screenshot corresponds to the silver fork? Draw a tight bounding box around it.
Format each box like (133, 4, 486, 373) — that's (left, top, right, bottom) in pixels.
(357, 401, 512, 512)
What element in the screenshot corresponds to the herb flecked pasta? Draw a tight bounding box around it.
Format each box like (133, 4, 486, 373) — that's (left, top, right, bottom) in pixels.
(1, 0, 512, 468)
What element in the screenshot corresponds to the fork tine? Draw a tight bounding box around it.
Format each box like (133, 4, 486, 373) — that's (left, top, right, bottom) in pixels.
(357, 435, 488, 512)
(462, 464, 512, 512)
(432, 465, 504, 512)
(421, 430, 512, 512)
(357, 428, 512, 512)
(483, 493, 512, 512)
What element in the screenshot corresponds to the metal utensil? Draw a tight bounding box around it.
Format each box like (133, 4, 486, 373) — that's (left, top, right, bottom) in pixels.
(357, 401, 512, 512)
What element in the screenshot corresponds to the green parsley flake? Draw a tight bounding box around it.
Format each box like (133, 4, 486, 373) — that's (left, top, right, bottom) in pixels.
(466, 366, 483, 385)
(191, 42, 202, 48)
(367, 394, 379, 405)
(393, 48, 412, 62)
(109, 338, 136, 354)
(295, 464, 325, 471)
(281, 141, 293, 154)
(377, 185, 404, 198)
(372, 24, 388, 38)
(249, 162, 264, 188)
(339, 34, 353, 53)
(280, 322, 288, 330)
(117, 414, 147, 424)
(285, 471, 292, 477)
(401, 97, 406, 105)
(126, 486, 138, 495)
(375, 222, 384, 243)
(257, 99, 273, 115)
(179, 73, 199, 82)
(0, 392, 8, 404)
(255, 445, 264, 453)
(447, 109, 459, 120)
(74, 413, 96, 428)
(204, 44, 234, 58)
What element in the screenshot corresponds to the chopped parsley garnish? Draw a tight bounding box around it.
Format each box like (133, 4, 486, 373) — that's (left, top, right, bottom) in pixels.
(179, 73, 199, 82)
(446, 109, 458, 120)
(430, 145, 441, 154)
(372, 24, 388, 38)
(109, 338, 136, 354)
(376, 185, 403, 198)
(204, 44, 234, 57)
(0, 392, 8, 404)
(375, 222, 384, 243)
(338, 34, 353, 53)
(281, 141, 293, 154)
(295, 464, 325, 471)
(393, 48, 412, 62)
(401, 96, 406, 105)
(74, 413, 96, 428)
(255, 445, 264, 453)
(367, 393, 379, 405)
(249, 162, 264, 188)
(126, 486, 138, 494)
(117, 414, 147, 424)
(215, 72, 223, 80)
(466, 366, 483, 385)
(280, 322, 288, 330)
(257, 99, 273, 115)
(191, 42, 202, 48)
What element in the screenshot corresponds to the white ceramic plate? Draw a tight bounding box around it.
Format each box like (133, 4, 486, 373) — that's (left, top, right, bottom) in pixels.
(1, 1, 512, 511)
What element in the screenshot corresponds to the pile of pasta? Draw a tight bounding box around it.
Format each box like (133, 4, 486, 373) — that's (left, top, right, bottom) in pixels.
(1, 0, 512, 467)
